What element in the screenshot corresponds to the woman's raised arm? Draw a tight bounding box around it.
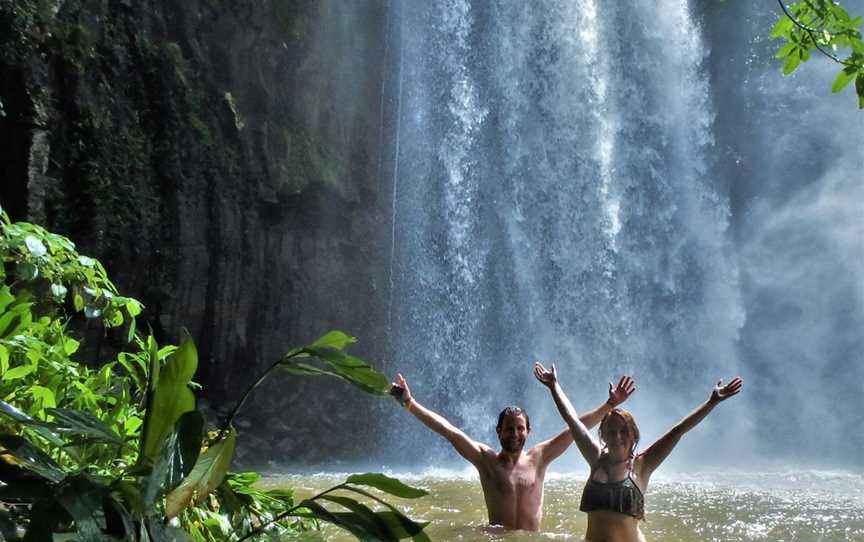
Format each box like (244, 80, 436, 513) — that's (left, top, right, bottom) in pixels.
(639, 377, 743, 479)
(534, 362, 603, 466)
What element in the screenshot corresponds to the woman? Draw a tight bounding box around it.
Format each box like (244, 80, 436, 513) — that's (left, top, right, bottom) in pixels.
(534, 362, 742, 542)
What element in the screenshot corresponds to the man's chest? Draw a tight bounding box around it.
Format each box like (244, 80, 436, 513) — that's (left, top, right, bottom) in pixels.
(485, 462, 543, 495)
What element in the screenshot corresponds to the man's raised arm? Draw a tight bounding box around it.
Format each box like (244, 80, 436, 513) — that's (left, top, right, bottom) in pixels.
(391, 373, 491, 465)
(537, 375, 636, 464)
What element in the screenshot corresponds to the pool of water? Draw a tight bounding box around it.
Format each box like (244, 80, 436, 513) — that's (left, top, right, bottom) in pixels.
(262, 470, 864, 541)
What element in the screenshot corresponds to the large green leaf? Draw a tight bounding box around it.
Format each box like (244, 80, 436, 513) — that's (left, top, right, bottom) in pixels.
(143, 410, 204, 508)
(140, 333, 197, 462)
(0, 434, 66, 483)
(345, 473, 429, 499)
(56, 474, 107, 542)
(164, 428, 236, 519)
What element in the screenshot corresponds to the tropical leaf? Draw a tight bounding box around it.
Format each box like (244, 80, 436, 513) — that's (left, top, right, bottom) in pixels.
(140, 333, 197, 462)
(143, 410, 204, 508)
(164, 428, 236, 518)
(0, 400, 64, 446)
(318, 495, 398, 542)
(298, 500, 379, 541)
(345, 473, 429, 499)
(0, 434, 66, 483)
(308, 330, 357, 351)
(286, 347, 390, 396)
(55, 474, 107, 542)
(46, 407, 123, 444)
(340, 486, 430, 540)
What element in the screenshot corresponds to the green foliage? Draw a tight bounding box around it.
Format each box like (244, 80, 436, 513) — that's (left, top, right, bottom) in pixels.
(0, 210, 431, 541)
(140, 333, 197, 463)
(0, 205, 142, 330)
(772, 0, 864, 108)
(238, 473, 431, 542)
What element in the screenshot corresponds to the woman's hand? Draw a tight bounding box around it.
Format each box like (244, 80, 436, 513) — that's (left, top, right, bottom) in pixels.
(709, 376, 743, 404)
(607, 375, 636, 407)
(389, 373, 414, 406)
(533, 361, 558, 388)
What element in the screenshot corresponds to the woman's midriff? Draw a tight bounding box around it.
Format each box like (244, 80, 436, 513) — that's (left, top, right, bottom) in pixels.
(585, 511, 646, 542)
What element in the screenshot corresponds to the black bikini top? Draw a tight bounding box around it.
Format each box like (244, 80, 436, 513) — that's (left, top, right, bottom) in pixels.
(579, 463, 645, 520)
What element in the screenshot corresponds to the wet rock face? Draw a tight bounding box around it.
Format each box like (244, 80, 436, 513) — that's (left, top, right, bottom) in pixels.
(0, 0, 394, 463)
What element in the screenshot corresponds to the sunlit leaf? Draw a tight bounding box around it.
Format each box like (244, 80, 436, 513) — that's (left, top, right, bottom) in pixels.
(783, 52, 802, 74)
(24, 236, 46, 257)
(308, 330, 357, 351)
(140, 332, 197, 462)
(774, 41, 797, 59)
(832, 66, 858, 92)
(30, 386, 56, 410)
(769, 16, 794, 39)
(3, 363, 36, 381)
(0, 287, 13, 314)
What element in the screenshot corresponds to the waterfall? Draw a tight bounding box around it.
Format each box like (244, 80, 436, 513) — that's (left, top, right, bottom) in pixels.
(375, 0, 863, 468)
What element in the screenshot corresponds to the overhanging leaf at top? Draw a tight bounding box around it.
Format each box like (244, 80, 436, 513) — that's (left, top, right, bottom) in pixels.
(282, 347, 389, 396)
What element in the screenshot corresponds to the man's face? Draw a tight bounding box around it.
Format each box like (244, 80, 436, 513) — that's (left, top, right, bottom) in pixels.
(496, 413, 529, 453)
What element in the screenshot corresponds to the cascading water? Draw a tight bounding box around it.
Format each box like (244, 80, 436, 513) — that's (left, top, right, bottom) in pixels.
(377, 1, 863, 468)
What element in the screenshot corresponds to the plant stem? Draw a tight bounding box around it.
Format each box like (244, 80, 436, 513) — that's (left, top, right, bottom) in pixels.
(213, 352, 302, 443)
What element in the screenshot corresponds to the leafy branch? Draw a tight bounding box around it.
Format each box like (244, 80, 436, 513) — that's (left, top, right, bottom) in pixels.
(772, 0, 864, 108)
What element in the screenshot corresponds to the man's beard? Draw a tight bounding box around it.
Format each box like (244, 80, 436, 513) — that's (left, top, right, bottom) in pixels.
(500, 437, 524, 453)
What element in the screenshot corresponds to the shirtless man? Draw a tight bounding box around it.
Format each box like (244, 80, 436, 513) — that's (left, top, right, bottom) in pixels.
(390, 372, 636, 531)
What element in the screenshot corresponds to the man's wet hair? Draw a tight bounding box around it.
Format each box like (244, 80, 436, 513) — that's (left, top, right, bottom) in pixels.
(497, 406, 530, 431)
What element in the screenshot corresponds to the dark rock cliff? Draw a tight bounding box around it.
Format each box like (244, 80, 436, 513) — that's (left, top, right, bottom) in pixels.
(0, 0, 397, 464)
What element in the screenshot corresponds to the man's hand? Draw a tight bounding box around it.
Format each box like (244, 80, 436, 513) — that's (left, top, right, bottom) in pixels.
(533, 361, 558, 388)
(389, 373, 414, 406)
(710, 376, 743, 404)
(607, 375, 636, 407)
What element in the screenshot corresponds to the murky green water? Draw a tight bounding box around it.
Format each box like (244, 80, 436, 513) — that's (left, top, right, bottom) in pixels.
(263, 470, 864, 541)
